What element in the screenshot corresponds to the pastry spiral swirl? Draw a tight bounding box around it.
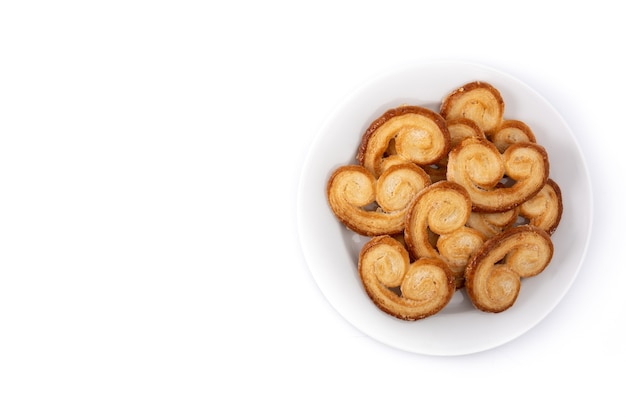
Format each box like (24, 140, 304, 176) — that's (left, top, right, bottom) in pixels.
(357, 105, 451, 176)
(446, 137, 549, 212)
(404, 181, 484, 287)
(440, 81, 505, 136)
(465, 225, 554, 313)
(466, 208, 519, 239)
(423, 118, 486, 183)
(519, 178, 563, 235)
(491, 119, 536, 153)
(447, 118, 486, 145)
(358, 235, 455, 320)
(327, 163, 431, 236)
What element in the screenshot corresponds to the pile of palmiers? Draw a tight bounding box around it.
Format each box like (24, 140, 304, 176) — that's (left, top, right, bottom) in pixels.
(327, 81, 562, 320)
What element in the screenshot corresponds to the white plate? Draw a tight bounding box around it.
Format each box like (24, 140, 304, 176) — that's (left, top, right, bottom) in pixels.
(296, 61, 593, 356)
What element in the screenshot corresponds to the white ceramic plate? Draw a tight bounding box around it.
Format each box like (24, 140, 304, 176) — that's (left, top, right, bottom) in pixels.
(297, 61, 593, 356)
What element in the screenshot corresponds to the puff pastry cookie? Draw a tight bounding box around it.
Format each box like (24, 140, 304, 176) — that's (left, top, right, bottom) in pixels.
(446, 137, 549, 212)
(466, 208, 519, 239)
(357, 105, 450, 177)
(440, 81, 504, 136)
(465, 225, 554, 313)
(358, 235, 455, 320)
(491, 119, 536, 152)
(519, 178, 563, 235)
(404, 181, 484, 288)
(424, 118, 486, 183)
(327, 163, 431, 236)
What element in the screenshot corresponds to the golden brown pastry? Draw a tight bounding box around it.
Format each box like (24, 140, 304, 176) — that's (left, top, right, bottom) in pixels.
(378, 154, 412, 173)
(440, 81, 505, 136)
(466, 208, 519, 239)
(358, 235, 455, 320)
(357, 105, 451, 177)
(447, 117, 486, 145)
(490, 119, 536, 153)
(436, 226, 485, 288)
(327, 163, 431, 236)
(423, 118, 486, 183)
(519, 178, 563, 235)
(404, 181, 484, 287)
(446, 137, 549, 212)
(465, 225, 554, 313)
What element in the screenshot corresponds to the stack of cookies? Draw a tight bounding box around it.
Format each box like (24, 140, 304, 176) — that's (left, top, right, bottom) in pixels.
(327, 81, 562, 320)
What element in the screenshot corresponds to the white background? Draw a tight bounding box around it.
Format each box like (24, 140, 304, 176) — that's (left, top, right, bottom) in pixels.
(1, 1, 623, 416)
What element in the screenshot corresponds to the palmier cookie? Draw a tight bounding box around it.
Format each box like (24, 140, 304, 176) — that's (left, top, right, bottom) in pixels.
(358, 235, 455, 321)
(357, 105, 450, 177)
(440, 81, 504, 136)
(519, 178, 563, 235)
(446, 137, 549, 212)
(465, 225, 554, 313)
(466, 208, 519, 239)
(447, 117, 486, 145)
(404, 181, 484, 288)
(490, 119, 536, 153)
(423, 118, 486, 183)
(327, 163, 431, 236)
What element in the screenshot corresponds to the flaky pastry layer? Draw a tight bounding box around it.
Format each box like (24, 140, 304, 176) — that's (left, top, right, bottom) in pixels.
(466, 208, 520, 239)
(491, 119, 536, 153)
(423, 118, 486, 183)
(520, 178, 563, 235)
